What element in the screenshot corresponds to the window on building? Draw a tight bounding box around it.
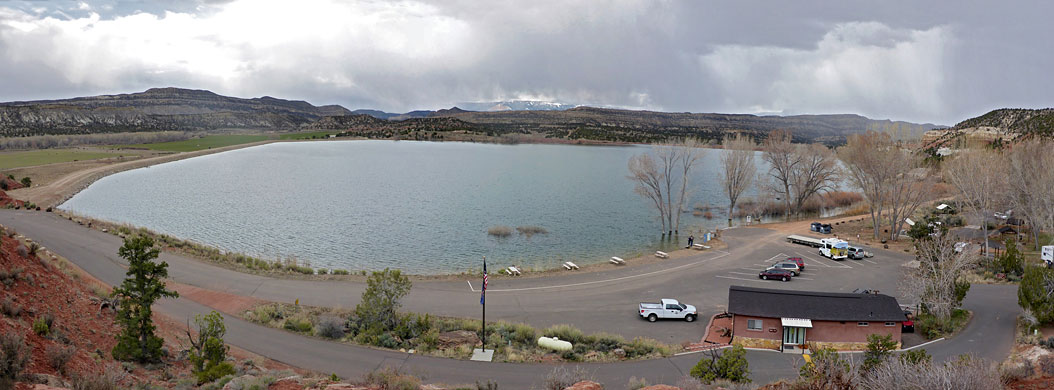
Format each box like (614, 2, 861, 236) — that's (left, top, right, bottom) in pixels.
(885, 322, 896, 327)
(747, 319, 762, 330)
(858, 322, 869, 326)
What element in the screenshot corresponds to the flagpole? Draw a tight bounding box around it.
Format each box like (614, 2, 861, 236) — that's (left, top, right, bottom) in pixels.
(482, 255, 486, 349)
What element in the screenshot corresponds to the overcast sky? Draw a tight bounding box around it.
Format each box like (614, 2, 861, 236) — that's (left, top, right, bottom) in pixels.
(0, 0, 1050, 124)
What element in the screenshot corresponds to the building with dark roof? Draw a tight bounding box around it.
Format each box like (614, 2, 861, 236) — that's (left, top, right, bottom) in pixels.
(726, 286, 907, 352)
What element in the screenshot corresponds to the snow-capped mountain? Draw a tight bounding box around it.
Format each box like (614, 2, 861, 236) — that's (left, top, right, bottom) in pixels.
(456, 100, 577, 112)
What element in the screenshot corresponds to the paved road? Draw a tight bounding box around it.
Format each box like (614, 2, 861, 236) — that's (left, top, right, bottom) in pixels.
(0, 209, 1019, 387)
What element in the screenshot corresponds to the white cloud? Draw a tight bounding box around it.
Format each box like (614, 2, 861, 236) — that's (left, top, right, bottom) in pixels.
(0, 1, 1050, 124)
(700, 22, 950, 122)
(0, 0, 477, 105)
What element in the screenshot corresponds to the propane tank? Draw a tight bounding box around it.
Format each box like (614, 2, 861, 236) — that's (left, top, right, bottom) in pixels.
(537, 336, 573, 351)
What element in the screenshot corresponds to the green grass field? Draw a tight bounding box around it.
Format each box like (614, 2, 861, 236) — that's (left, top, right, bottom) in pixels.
(118, 135, 271, 152)
(0, 149, 134, 170)
(278, 131, 338, 140)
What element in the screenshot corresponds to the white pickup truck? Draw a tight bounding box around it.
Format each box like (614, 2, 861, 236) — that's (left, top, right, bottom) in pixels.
(639, 299, 697, 322)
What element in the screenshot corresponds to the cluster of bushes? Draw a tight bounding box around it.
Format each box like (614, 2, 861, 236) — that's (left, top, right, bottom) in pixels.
(0, 333, 31, 390)
(792, 347, 999, 390)
(734, 191, 864, 218)
(246, 302, 674, 362)
(987, 238, 1024, 280)
(915, 309, 970, 339)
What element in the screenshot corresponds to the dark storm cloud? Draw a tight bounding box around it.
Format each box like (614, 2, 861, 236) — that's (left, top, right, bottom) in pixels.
(0, 0, 1050, 124)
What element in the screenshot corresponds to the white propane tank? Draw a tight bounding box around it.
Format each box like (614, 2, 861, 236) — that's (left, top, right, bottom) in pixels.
(537, 336, 573, 351)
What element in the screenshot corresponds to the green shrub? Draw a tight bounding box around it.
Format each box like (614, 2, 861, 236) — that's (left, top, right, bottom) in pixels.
(542, 324, 585, 344)
(623, 337, 670, 358)
(33, 316, 50, 336)
(861, 333, 898, 371)
(509, 323, 537, 345)
(188, 312, 233, 384)
(331, 269, 350, 275)
(374, 333, 399, 349)
(283, 317, 313, 333)
(251, 305, 280, 323)
(584, 332, 624, 353)
(354, 268, 412, 332)
(419, 328, 440, 351)
(194, 362, 235, 385)
(689, 345, 750, 384)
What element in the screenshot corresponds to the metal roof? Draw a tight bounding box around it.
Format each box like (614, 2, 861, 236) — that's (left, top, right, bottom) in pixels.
(727, 286, 906, 322)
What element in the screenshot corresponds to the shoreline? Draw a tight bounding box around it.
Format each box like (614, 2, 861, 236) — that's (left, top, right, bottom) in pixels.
(51, 206, 730, 280)
(9, 139, 280, 208)
(8, 134, 744, 209)
(14, 136, 860, 280)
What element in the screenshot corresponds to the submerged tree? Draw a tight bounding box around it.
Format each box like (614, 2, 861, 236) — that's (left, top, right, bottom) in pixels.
(112, 235, 179, 363)
(719, 134, 757, 226)
(628, 138, 704, 235)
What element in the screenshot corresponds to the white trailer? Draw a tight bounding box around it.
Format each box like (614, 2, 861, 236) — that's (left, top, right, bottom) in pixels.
(787, 234, 824, 247)
(1043, 245, 1054, 265)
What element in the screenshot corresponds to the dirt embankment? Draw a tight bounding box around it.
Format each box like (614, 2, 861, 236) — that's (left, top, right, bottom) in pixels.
(8, 141, 274, 208)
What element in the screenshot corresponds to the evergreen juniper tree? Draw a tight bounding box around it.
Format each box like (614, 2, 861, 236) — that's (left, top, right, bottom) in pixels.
(112, 235, 179, 363)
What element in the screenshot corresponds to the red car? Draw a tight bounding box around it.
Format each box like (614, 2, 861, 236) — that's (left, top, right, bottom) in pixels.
(759, 268, 793, 282)
(786, 257, 805, 271)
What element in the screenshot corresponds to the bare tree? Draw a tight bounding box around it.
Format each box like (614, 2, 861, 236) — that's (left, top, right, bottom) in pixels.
(762, 131, 839, 217)
(720, 134, 757, 226)
(860, 354, 1001, 390)
(631, 139, 704, 235)
(628, 153, 668, 233)
(943, 149, 1008, 255)
(1008, 138, 1054, 249)
(838, 131, 894, 239)
(671, 138, 704, 234)
(789, 143, 840, 215)
(900, 234, 979, 320)
(884, 149, 931, 242)
(762, 130, 797, 215)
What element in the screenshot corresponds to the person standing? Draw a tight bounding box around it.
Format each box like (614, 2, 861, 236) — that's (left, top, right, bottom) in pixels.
(687, 235, 694, 248)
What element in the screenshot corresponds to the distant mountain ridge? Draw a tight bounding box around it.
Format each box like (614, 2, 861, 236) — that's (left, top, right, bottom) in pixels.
(0, 88, 350, 136)
(0, 88, 942, 144)
(922, 108, 1054, 146)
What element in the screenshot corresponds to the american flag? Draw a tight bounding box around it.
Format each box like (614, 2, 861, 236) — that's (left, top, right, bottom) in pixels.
(480, 258, 488, 305)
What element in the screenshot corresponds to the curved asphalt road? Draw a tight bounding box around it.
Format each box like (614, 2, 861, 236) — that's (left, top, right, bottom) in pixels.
(0, 209, 1019, 387)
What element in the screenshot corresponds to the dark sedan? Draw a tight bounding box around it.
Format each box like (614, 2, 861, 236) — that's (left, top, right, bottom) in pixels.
(759, 268, 793, 282)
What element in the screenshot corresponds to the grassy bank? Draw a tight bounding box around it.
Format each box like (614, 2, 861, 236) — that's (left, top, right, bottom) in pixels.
(0, 149, 139, 170)
(244, 302, 676, 363)
(56, 211, 347, 278)
(117, 134, 271, 152)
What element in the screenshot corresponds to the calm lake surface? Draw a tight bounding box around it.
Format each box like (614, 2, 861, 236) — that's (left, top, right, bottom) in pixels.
(62, 141, 766, 274)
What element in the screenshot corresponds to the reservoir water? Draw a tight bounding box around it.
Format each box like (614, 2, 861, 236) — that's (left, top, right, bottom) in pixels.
(61, 140, 764, 274)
